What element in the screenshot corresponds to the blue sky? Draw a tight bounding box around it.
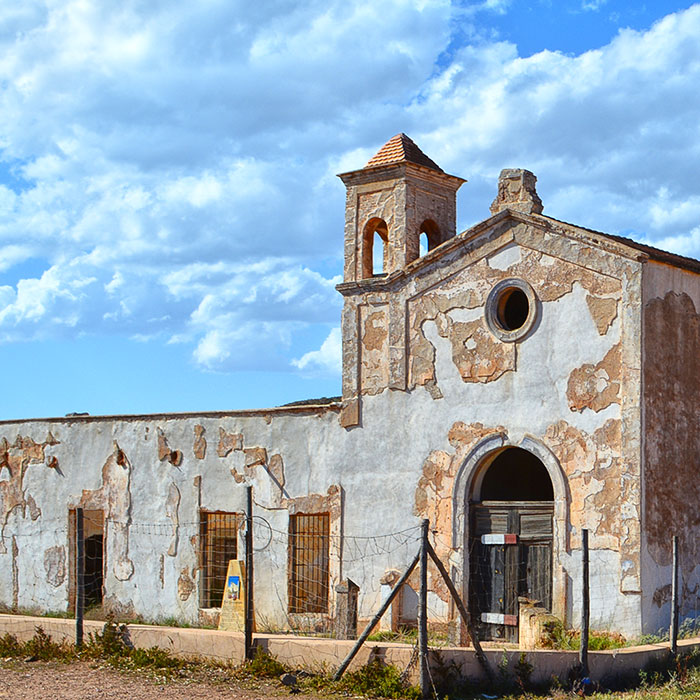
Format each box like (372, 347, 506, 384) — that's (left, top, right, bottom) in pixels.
(1, 0, 699, 419)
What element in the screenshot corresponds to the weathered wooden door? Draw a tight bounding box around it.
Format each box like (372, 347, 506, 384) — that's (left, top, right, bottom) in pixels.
(470, 501, 553, 642)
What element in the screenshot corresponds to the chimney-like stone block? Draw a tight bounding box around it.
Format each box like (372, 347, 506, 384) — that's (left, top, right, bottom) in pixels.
(490, 168, 543, 216)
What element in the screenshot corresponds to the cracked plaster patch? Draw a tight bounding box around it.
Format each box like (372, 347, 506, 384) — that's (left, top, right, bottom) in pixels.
(360, 307, 390, 395)
(566, 344, 621, 413)
(157, 428, 182, 466)
(586, 295, 618, 336)
(408, 248, 620, 393)
(193, 425, 207, 459)
(165, 482, 180, 557)
(178, 567, 196, 601)
(78, 442, 134, 581)
(0, 433, 59, 554)
(44, 545, 66, 587)
(217, 428, 243, 457)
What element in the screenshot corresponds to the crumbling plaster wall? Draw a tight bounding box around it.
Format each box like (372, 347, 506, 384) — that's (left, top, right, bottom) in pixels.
(641, 262, 700, 634)
(0, 409, 351, 628)
(340, 215, 645, 636)
(0, 219, 648, 637)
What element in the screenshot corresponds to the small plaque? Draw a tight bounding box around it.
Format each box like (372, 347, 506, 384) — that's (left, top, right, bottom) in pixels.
(218, 560, 254, 632)
(481, 533, 518, 545)
(481, 612, 518, 626)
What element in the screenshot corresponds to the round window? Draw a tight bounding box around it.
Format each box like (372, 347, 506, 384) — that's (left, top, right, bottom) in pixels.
(485, 278, 538, 342)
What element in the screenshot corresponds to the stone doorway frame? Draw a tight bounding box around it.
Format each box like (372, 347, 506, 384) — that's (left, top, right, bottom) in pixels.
(451, 433, 570, 623)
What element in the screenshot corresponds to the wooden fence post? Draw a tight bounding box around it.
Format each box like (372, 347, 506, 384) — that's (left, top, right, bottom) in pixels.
(333, 549, 420, 680)
(579, 528, 589, 677)
(419, 519, 430, 700)
(670, 535, 679, 656)
(75, 507, 84, 648)
(425, 541, 492, 681)
(245, 486, 255, 660)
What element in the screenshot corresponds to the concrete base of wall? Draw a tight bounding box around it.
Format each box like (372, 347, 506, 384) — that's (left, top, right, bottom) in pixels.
(1, 614, 697, 687)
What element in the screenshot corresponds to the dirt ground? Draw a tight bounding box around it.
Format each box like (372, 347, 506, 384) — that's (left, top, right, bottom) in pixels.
(0, 660, 325, 700)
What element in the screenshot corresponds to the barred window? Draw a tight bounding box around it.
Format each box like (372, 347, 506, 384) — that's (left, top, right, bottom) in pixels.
(288, 513, 330, 614)
(200, 511, 238, 608)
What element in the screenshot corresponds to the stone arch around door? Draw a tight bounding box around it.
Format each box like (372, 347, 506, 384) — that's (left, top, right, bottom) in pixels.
(450, 433, 569, 632)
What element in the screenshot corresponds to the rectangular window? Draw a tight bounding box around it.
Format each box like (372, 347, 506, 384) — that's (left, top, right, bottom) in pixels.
(199, 511, 238, 608)
(288, 513, 330, 614)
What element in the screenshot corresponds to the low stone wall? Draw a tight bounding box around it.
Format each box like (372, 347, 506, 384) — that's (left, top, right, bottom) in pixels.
(0, 614, 245, 664)
(1, 614, 698, 686)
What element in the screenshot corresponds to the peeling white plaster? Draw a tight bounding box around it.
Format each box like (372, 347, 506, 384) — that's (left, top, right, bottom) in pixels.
(487, 243, 521, 270)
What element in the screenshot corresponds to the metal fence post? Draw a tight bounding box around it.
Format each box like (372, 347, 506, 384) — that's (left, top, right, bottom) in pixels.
(579, 528, 589, 677)
(75, 507, 84, 648)
(671, 535, 679, 656)
(419, 519, 429, 700)
(245, 485, 254, 660)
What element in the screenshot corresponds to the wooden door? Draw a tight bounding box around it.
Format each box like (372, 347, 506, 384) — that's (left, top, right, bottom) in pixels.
(470, 501, 553, 643)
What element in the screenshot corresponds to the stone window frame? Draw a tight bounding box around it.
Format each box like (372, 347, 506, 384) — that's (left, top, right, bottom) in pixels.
(485, 277, 538, 342)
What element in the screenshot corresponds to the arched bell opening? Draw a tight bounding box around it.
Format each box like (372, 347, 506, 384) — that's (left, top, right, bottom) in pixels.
(415, 219, 441, 261)
(361, 218, 389, 278)
(469, 446, 555, 643)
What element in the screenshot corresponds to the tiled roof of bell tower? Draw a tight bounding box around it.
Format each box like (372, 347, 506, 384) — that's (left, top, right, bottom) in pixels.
(364, 133, 443, 172)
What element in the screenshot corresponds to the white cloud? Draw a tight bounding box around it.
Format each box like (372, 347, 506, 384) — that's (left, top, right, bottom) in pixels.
(1, 0, 700, 377)
(293, 327, 342, 376)
(581, 0, 607, 11)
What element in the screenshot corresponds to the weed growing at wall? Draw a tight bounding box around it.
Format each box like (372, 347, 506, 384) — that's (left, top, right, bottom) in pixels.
(0, 626, 74, 662)
(235, 646, 287, 678)
(538, 618, 626, 650)
(332, 659, 420, 699)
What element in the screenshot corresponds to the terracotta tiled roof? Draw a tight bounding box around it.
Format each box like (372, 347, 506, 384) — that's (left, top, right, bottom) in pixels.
(365, 133, 443, 172)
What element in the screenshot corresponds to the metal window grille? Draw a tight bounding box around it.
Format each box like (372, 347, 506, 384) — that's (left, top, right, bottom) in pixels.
(200, 511, 238, 608)
(288, 513, 330, 614)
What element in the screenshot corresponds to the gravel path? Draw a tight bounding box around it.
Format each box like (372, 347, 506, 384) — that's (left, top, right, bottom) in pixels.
(0, 660, 322, 700)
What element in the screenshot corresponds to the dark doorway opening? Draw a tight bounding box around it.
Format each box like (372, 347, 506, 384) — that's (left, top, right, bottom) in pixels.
(84, 533, 104, 606)
(480, 447, 554, 501)
(470, 448, 554, 643)
(68, 509, 104, 611)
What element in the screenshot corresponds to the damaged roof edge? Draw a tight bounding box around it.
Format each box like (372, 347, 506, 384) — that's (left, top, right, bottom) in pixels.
(547, 216, 700, 276)
(0, 400, 343, 426)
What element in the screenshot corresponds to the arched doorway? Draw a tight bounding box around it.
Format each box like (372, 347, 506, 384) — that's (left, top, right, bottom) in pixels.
(469, 447, 554, 642)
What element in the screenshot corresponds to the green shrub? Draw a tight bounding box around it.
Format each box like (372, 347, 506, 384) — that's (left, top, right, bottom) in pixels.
(538, 617, 625, 650)
(83, 617, 130, 658)
(514, 651, 533, 690)
(0, 632, 23, 657)
(25, 627, 74, 662)
(241, 646, 288, 678)
(339, 659, 420, 699)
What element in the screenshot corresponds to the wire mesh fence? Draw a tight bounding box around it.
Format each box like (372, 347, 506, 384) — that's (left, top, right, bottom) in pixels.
(1, 508, 698, 661)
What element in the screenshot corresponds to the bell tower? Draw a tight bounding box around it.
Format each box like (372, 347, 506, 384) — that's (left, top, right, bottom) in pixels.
(337, 134, 465, 282)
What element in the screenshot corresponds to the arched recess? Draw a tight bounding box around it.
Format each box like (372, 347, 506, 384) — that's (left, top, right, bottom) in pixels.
(420, 219, 441, 253)
(451, 434, 569, 630)
(361, 218, 388, 278)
